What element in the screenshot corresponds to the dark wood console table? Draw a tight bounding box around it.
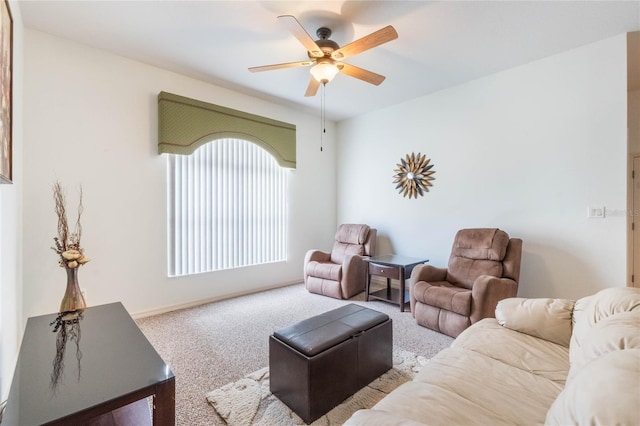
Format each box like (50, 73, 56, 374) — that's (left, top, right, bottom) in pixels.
(365, 254, 429, 312)
(3, 302, 175, 425)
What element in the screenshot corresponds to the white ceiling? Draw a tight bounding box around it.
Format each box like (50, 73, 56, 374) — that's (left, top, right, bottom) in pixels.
(19, 1, 640, 121)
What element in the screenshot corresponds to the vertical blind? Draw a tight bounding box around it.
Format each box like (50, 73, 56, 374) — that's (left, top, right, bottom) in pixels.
(167, 138, 288, 277)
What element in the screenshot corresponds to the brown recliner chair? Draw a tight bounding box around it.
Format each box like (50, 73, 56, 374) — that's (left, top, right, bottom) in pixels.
(410, 228, 522, 337)
(304, 224, 377, 299)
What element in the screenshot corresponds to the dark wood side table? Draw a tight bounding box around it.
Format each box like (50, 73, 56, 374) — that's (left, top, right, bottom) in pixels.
(365, 254, 429, 312)
(3, 302, 175, 426)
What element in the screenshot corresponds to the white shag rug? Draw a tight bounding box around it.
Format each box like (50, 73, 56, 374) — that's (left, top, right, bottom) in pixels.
(205, 348, 428, 425)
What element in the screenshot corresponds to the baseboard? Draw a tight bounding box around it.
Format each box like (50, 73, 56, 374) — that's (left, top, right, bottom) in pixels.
(130, 280, 303, 319)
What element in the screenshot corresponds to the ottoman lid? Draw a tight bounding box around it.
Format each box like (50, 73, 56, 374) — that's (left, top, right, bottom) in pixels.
(274, 304, 389, 357)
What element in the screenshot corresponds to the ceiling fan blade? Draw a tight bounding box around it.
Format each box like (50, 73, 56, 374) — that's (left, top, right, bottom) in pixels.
(249, 60, 313, 73)
(305, 77, 321, 97)
(338, 63, 386, 86)
(331, 25, 398, 60)
(278, 15, 324, 58)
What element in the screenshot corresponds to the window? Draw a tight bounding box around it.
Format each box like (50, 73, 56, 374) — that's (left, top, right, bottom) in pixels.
(167, 138, 288, 277)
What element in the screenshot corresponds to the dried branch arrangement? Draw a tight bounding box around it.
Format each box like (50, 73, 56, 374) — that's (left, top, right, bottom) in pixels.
(393, 152, 436, 199)
(51, 182, 90, 269)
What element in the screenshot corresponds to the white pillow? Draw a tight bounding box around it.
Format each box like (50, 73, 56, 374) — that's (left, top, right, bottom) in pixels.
(545, 349, 640, 425)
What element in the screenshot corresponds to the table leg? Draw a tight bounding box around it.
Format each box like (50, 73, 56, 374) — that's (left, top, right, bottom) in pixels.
(399, 267, 406, 312)
(366, 272, 371, 301)
(153, 378, 175, 426)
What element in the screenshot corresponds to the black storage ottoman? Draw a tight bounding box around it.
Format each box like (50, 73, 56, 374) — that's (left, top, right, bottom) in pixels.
(269, 303, 392, 424)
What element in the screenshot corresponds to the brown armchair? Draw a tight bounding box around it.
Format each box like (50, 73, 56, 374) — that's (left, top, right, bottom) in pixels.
(410, 228, 522, 337)
(304, 224, 377, 299)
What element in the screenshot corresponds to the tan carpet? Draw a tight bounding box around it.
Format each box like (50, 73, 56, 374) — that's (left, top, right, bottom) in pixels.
(206, 349, 428, 426)
(136, 283, 453, 425)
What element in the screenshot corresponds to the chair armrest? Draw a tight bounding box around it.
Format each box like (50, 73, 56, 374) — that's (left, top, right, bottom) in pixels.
(470, 275, 518, 324)
(303, 249, 331, 285)
(409, 264, 447, 284)
(304, 249, 331, 264)
(409, 264, 447, 316)
(341, 254, 366, 299)
(495, 297, 575, 347)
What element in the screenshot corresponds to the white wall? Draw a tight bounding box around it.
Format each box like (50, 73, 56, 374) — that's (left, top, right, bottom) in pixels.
(337, 35, 628, 300)
(22, 29, 337, 318)
(0, 0, 23, 399)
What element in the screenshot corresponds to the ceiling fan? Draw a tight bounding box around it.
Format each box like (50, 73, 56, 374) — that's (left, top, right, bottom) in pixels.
(249, 15, 398, 97)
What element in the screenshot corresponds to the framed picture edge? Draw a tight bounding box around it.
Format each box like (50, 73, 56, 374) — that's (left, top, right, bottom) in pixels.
(0, 0, 13, 184)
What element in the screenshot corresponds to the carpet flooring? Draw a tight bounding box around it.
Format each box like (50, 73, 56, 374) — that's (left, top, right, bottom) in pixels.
(205, 348, 428, 426)
(135, 283, 453, 425)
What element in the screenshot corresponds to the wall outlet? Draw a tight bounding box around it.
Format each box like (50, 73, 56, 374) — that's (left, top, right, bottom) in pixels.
(587, 206, 606, 218)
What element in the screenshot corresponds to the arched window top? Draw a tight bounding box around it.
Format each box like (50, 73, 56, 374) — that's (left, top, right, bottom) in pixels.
(167, 137, 288, 276)
(158, 91, 296, 168)
(175, 132, 289, 168)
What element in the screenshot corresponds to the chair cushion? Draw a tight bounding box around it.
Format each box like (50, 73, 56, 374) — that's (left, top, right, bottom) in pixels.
(579, 311, 640, 358)
(412, 281, 472, 316)
(450, 228, 509, 261)
(306, 277, 342, 299)
(570, 287, 640, 367)
(447, 257, 503, 289)
(453, 319, 570, 385)
(335, 224, 370, 245)
(331, 242, 365, 265)
(445, 229, 509, 288)
(545, 349, 640, 426)
(306, 261, 341, 281)
(568, 310, 640, 382)
(495, 297, 574, 347)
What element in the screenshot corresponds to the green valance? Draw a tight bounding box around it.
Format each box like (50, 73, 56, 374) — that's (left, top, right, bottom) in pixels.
(158, 91, 296, 168)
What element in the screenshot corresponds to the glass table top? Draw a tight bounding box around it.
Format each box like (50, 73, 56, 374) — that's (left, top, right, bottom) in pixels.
(3, 302, 174, 425)
(366, 254, 429, 267)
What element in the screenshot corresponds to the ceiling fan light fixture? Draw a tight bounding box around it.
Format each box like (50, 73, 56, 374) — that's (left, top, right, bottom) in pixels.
(250, 15, 398, 97)
(310, 62, 339, 84)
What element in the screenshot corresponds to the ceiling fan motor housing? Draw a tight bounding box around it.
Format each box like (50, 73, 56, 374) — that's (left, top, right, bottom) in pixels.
(314, 27, 339, 55)
(316, 27, 331, 39)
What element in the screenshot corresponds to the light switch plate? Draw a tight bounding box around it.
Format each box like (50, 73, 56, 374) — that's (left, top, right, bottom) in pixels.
(587, 206, 605, 218)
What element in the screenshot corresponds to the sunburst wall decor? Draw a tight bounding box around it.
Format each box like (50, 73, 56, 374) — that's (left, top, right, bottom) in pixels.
(393, 152, 436, 199)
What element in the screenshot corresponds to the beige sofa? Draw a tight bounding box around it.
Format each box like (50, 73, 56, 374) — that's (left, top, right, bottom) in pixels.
(346, 287, 640, 425)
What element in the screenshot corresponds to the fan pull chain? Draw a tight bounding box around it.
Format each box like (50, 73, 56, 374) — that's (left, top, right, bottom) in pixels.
(320, 83, 326, 152)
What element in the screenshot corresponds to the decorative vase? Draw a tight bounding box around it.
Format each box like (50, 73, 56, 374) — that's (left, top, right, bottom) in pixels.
(59, 267, 86, 313)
